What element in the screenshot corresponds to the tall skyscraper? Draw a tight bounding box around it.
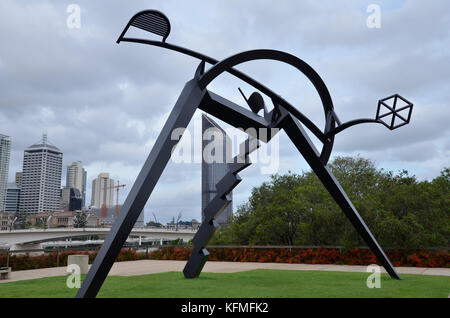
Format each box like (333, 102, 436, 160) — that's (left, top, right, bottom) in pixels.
(201, 114, 233, 225)
(90, 173, 114, 208)
(66, 161, 87, 208)
(19, 134, 63, 214)
(0, 134, 11, 212)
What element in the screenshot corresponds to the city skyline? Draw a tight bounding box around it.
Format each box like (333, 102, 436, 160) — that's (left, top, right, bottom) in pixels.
(1, 131, 221, 224)
(0, 134, 125, 216)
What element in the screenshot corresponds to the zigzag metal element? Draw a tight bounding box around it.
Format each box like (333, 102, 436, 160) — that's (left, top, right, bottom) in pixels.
(183, 137, 260, 278)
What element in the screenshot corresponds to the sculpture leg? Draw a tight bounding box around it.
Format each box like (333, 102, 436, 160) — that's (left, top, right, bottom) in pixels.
(281, 114, 400, 279)
(76, 79, 205, 298)
(183, 175, 238, 278)
(183, 200, 230, 278)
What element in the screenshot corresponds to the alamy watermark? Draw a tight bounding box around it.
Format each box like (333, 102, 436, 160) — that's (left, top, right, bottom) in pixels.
(66, 4, 81, 29)
(170, 119, 280, 175)
(366, 264, 381, 288)
(66, 264, 81, 289)
(366, 4, 381, 29)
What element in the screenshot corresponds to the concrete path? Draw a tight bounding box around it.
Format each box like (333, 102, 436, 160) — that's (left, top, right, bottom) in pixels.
(1, 260, 449, 284)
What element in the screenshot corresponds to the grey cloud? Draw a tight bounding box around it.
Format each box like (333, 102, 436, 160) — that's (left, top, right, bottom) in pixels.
(0, 0, 448, 223)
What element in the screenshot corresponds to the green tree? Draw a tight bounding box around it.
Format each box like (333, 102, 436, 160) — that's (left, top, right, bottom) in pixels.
(73, 213, 87, 228)
(169, 238, 185, 246)
(146, 221, 162, 227)
(211, 157, 449, 249)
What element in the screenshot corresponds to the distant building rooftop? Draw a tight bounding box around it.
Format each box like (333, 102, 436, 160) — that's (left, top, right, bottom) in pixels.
(25, 133, 62, 153)
(26, 142, 61, 153)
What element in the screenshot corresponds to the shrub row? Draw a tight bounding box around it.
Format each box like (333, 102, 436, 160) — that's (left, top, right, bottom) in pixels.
(148, 247, 449, 268)
(1, 247, 448, 271)
(0, 248, 145, 271)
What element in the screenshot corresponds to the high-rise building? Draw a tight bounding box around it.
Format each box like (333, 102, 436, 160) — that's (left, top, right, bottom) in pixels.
(15, 172, 22, 187)
(90, 173, 114, 209)
(60, 187, 82, 211)
(19, 134, 63, 214)
(201, 114, 233, 225)
(66, 161, 87, 208)
(5, 182, 20, 213)
(0, 134, 11, 212)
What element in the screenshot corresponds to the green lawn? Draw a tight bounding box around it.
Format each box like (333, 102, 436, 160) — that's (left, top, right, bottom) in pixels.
(0, 270, 448, 298)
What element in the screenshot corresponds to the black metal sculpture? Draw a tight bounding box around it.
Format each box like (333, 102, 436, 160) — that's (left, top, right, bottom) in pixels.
(76, 10, 413, 297)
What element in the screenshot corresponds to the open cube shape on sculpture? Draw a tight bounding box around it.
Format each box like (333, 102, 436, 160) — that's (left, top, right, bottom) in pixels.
(376, 94, 413, 130)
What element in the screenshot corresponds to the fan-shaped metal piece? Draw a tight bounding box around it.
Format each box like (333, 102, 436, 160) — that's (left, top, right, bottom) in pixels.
(117, 10, 171, 43)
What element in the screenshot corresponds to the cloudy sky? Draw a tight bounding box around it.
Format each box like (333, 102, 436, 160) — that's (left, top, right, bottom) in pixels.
(1, 0, 449, 224)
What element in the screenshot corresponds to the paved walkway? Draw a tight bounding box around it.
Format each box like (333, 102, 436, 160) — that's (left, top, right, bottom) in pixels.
(1, 260, 449, 283)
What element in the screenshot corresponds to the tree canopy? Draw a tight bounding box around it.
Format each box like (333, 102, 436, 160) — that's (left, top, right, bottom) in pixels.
(211, 157, 449, 249)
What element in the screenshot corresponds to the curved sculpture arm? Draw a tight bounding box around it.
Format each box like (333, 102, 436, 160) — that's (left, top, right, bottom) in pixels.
(117, 10, 338, 162)
(325, 118, 381, 138)
(118, 40, 336, 162)
(118, 38, 329, 143)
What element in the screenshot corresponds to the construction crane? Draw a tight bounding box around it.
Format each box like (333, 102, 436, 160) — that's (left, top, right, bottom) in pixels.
(103, 180, 126, 217)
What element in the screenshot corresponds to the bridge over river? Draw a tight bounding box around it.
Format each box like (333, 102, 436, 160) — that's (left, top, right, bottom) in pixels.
(0, 228, 196, 251)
